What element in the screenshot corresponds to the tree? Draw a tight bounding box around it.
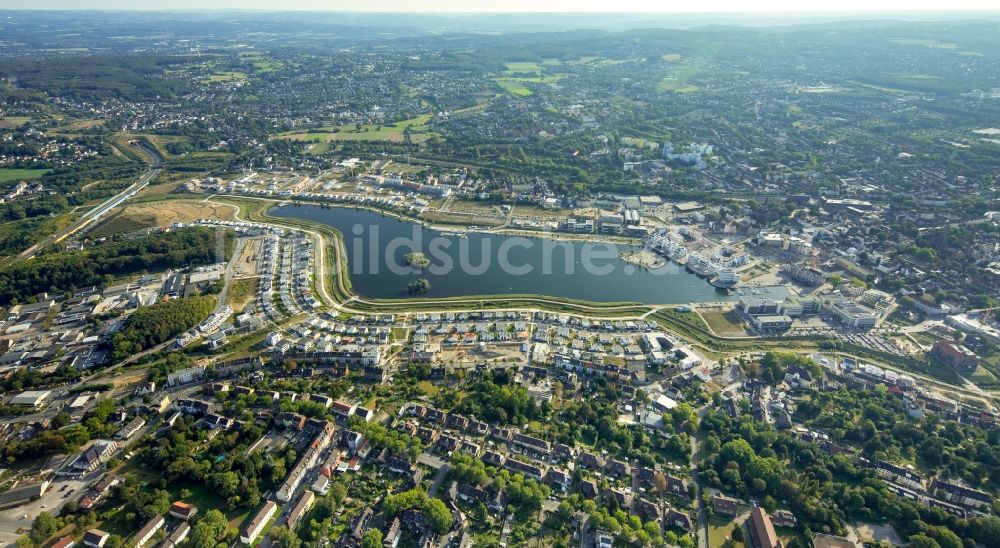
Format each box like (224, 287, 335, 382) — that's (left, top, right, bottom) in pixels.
(424, 498, 453, 534)
(930, 528, 962, 548)
(329, 482, 347, 505)
(269, 525, 302, 548)
(969, 516, 1000, 547)
(191, 509, 229, 548)
(667, 403, 698, 433)
(557, 500, 574, 519)
(908, 535, 942, 548)
(360, 529, 383, 548)
(29, 512, 58, 544)
(652, 472, 668, 493)
(719, 439, 755, 467)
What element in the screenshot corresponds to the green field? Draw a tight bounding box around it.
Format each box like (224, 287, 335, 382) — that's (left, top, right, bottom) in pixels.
(496, 79, 534, 97)
(497, 61, 569, 96)
(708, 515, 741, 547)
(969, 365, 998, 387)
(307, 142, 331, 154)
(0, 116, 30, 129)
(0, 168, 49, 183)
(657, 81, 699, 93)
(495, 76, 564, 97)
(891, 38, 959, 49)
(888, 41, 985, 59)
(275, 114, 435, 143)
(252, 59, 283, 72)
(204, 71, 248, 83)
(504, 61, 544, 75)
(700, 309, 748, 335)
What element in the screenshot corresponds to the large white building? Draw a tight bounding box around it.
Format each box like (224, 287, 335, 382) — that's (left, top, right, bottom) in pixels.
(166, 365, 207, 386)
(240, 501, 277, 545)
(10, 390, 52, 409)
(947, 314, 1000, 344)
(133, 515, 164, 548)
(63, 440, 118, 476)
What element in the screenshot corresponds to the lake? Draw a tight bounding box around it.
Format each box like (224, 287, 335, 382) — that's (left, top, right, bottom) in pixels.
(270, 204, 786, 304)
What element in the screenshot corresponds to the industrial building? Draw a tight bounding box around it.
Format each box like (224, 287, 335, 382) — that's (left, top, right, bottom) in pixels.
(0, 480, 49, 509)
(10, 390, 52, 409)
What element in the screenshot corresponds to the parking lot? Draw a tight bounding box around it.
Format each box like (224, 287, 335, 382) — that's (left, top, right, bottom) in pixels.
(0, 471, 100, 539)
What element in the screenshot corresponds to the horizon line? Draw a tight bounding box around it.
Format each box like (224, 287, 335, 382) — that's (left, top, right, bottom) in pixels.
(3, 8, 1000, 14)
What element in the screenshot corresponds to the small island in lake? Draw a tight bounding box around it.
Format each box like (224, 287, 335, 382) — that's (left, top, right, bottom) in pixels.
(405, 251, 431, 269)
(407, 278, 432, 295)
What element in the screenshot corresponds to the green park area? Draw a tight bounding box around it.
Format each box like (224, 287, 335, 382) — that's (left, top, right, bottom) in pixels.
(0, 168, 49, 183)
(274, 114, 436, 143)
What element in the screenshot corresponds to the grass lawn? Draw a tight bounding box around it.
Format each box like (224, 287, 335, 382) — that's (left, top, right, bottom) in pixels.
(0, 116, 31, 129)
(0, 168, 49, 183)
(252, 59, 284, 72)
(419, 210, 506, 227)
(495, 79, 533, 97)
(510, 205, 573, 220)
(275, 114, 435, 143)
(165, 151, 235, 172)
(307, 142, 330, 154)
(114, 132, 192, 159)
(911, 330, 945, 347)
(891, 38, 959, 49)
(171, 482, 225, 511)
(700, 309, 748, 336)
(969, 365, 998, 386)
(708, 515, 742, 547)
(417, 380, 439, 396)
(96, 504, 139, 538)
(204, 71, 248, 83)
(47, 119, 105, 134)
(504, 61, 544, 75)
(495, 75, 565, 97)
(775, 526, 799, 546)
(451, 102, 490, 115)
(657, 81, 699, 93)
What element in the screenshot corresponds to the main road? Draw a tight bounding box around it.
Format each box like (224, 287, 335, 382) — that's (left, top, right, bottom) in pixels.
(14, 140, 164, 262)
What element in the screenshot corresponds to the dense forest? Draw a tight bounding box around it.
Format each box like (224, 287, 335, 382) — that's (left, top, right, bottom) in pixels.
(0, 227, 231, 305)
(0, 55, 197, 102)
(110, 295, 216, 361)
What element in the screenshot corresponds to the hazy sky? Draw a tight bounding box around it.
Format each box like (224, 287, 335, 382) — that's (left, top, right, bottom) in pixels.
(13, 0, 1000, 12)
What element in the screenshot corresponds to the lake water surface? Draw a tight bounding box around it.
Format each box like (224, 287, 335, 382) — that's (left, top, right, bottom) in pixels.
(270, 204, 787, 304)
